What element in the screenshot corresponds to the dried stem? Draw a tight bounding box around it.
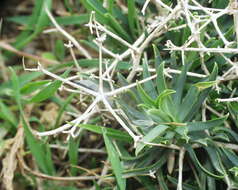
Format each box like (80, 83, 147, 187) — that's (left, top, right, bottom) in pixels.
(177, 148, 185, 190)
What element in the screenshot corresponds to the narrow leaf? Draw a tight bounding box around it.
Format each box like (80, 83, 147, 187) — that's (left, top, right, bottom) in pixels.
(20, 80, 51, 95)
(0, 100, 17, 127)
(193, 81, 217, 91)
(186, 145, 224, 179)
(78, 124, 132, 143)
(187, 116, 227, 132)
(30, 69, 71, 103)
(155, 89, 176, 109)
(22, 119, 55, 175)
(136, 125, 168, 155)
(30, 80, 62, 103)
(178, 86, 199, 122)
(142, 61, 157, 99)
(173, 63, 190, 106)
(102, 128, 126, 190)
(137, 83, 156, 107)
(156, 62, 167, 94)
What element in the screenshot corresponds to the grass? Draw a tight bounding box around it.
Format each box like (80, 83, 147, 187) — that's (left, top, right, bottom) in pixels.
(0, 0, 238, 189)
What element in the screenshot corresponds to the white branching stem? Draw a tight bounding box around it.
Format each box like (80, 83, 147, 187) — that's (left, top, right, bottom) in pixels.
(177, 148, 185, 190)
(141, 0, 151, 15)
(36, 97, 99, 137)
(22, 0, 238, 158)
(49, 144, 106, 154)
(217, 97, 238, 102)
(102, 96, 139, 143)
(165, 45, 238, 54)
(39, 64, 98, 96)
(135, 67, 207, 78)
(86, 21, 138, 52)
(45, 7, 92, 59)
(127, 53, 142, 82)
(139, 5, 181, 52)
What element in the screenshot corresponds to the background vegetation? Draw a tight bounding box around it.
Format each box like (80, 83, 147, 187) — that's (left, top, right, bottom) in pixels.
(0, 0, 238, 189)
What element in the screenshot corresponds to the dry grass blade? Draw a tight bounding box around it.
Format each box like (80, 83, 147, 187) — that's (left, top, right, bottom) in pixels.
(1, 126, 24, 190)
(0, 41, 59, 66)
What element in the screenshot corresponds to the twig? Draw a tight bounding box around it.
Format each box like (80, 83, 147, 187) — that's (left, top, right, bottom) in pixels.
(36, 97, 99, 137)
(217, 97, 238, 102)
(49, 144, 106, 154)
(18, 153, 102, 181)
(141, 0, 151, 15)
(0, 41, 59, 65)
(136, 67, 207, 78)
(177, 148, 185, 190)
(45, 7, 92, 59)
(165, 46, 238, 54)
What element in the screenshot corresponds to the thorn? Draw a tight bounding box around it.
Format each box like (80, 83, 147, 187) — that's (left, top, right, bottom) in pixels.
(133, 135, 142, 148)
(64, 41, 73, 48)
(149, 170, 156, 178)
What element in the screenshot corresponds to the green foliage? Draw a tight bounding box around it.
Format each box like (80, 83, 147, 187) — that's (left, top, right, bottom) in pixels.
(117, 62, 238, 189)
(102, 128, 126, 190)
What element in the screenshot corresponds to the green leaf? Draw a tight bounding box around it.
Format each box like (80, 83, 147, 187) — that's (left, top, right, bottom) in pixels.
(8, 14, 90, 26)
(213, 127, 238, 143)
(54, 14, 90, 25)
(42, 52, 57, 60)
(229, 167, 238, 176)
(30, 80, 62, 103)
(156, 62, 167, 94)
(142, 61, 157, 99)
(147, 109, 171, 123)
(178, 86, 199, 122)
(123, 154, 167, 177)
(184, 63, 218, 121)
(54, 93, 76, 128)
(69, 136, 81, 176)
(155, 89, 176, 109)
(81, 0, 108, 24)
(44, 144, 56, 175)
(22, 119, 55, 175)
(54, 40, 65, 61)
(34, 0, 52, 34)
(104, 13, 131, 42)
(175, 126, 189, 142)
(222, 148, 238, 166)
(137, 83, 156, 107)
(10, 67, 23, 113)
(0, 100, 17, 127)
(205, 147, 225, 174)
(77, 124, 132, 143)
(136, 125, 168, 155)
(167, 176, 199, 190)
(138, 176, 157, 190)
(186, 145, 224, 179)
(207, 176, 216, 190)
(30, 69, 71, 103)
(102, 128, 126, 190)
(127, 0, 137, 38)
(193, 81, 217, 91)
(153, 44, 163, 67)
(187, 116, 227, 132)
(20, 80, 51, 95)
(107, 0, 115, 14)
(0, 63, 72, 97)
(157, 169, 169, 190)
(173, 63, 190, 106)
(228, 102, 238, 127)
